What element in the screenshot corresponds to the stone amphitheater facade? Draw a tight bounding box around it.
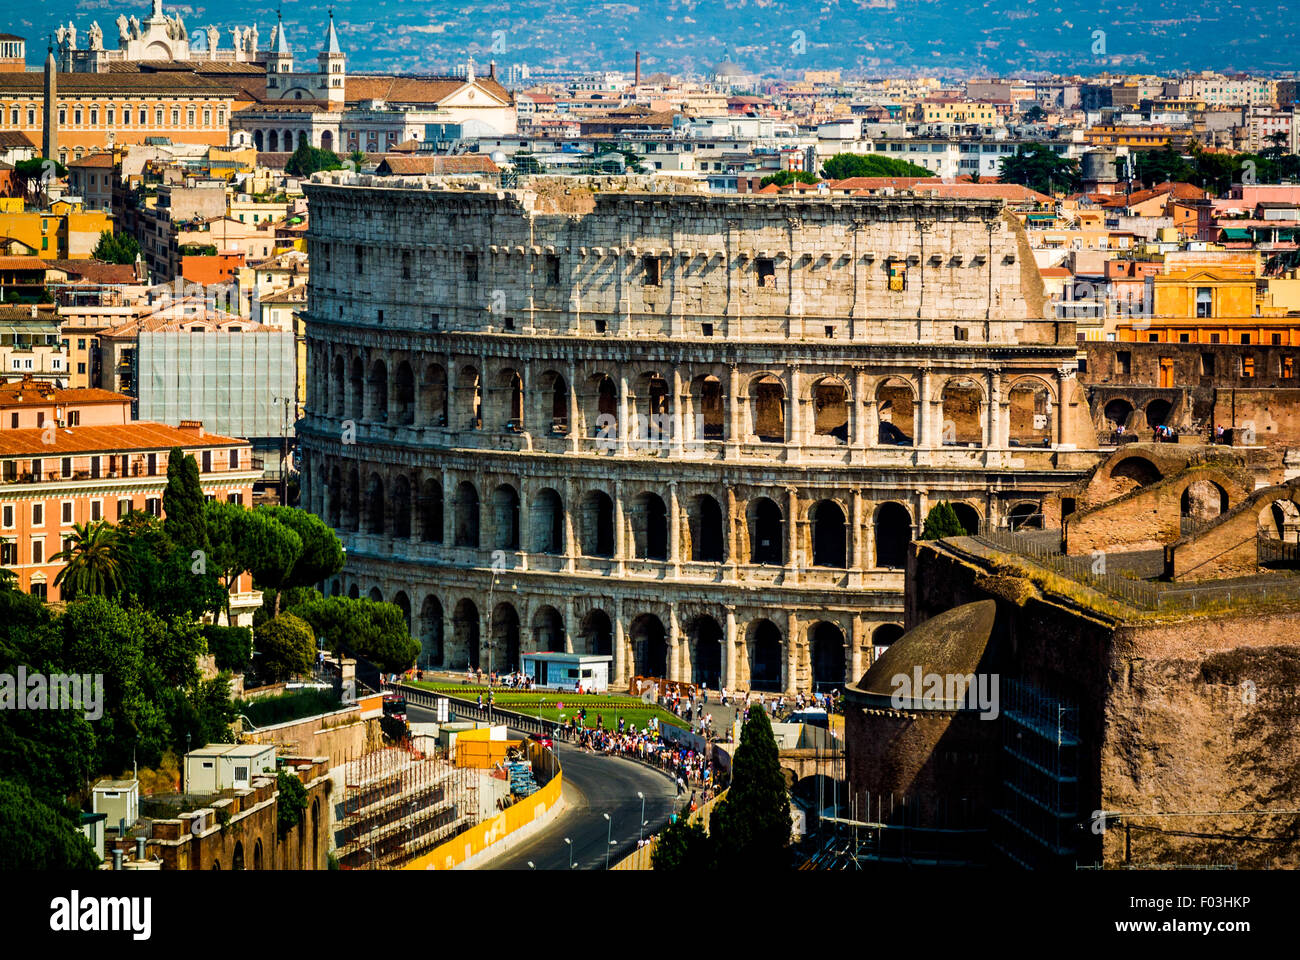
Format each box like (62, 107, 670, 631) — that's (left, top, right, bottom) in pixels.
(298, 174, 1101, 694)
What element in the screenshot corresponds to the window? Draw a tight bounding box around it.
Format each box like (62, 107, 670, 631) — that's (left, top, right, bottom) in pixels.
(8, 413, 15, 428)
(1179, 333, 1190, 343)
(1210, 333, 1221, 344)
(1242, 356, 1255, 379)
(401, 250, 411, 280)
(1201, 353, 1216, 376)
(1241, 334, 1251, 345)
(30, 581, 45, 600)
(68, 410, 79, 426)
(171, 109, 180, 126)
(229, 449, 240, 469)
(227, 493, 241, 505)
(756, 258, 776, 288)
(61, 457, 72, 478)
(145, 498, 161, 517)
(1148, 333, 1159, 342)
(61, 502, 72, 524)
(465, 253, 479, 283)
(31, 538, 42, 564)
(90, 456, 100, 479)
(954, 326, 969, 341)
(201, 451, 211, 472)
(117, 498, 132, 519)
(1284, 357, 1295, 379)
(0, 540, 14, 563)
(90, 501, 101, 522)
(642, 256, 662, 286)
(1117, 351, 1131, 375)
(1, 505, 10, 528)
(1273, 333, 1283, 345)
(1196, 287, 1212, 318)
(594, 319, 607, 334)
(147, 453, 157, 476)
(701, 322, 714, 337)
(545, 254, 560, 285)
(31, 503, 41, 526)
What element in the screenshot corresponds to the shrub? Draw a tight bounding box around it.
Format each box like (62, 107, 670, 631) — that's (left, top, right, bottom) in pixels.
(203, 624, 253, 672)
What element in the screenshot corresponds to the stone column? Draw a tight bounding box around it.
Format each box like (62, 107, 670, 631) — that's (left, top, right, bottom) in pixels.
(724, 606, 738, 692)
(917, 370, 930, 448)
(785, 610, 799, 694)
(987, 371, 1001, 450)
(563, 477, 577, 573)
(668, 604, 681, 682)
(668, 479, 681, 576)
(671, 367, 684, 456)
(564, 597, 575, 654)
(727, 363, 742, 460)
(444, 609, 458, 667)
(864, 499, 876, 569)
(854, 368, 869, 447)
(618, 373, 630, 455)
(851, 489, 864, 574)
(567, 360, 581, 453)
(614, 479, 626, 575)
(441, 466, 453, 546)
(517, 479, 530, 570)
(850, 616, 865, 686)
(613, 598, 626, 685)
(787, 364, 801, 447)
(445, 355, 457, 430)
(726, 487, 740, 578)
(785, 485, 799, 583)
(1056, 373, 1069, 447)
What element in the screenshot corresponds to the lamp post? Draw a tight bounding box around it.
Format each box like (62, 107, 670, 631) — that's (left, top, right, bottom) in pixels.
(564, 836, 573, 870)
(603, 812, 612, 869)
(637, 791, 645, 846)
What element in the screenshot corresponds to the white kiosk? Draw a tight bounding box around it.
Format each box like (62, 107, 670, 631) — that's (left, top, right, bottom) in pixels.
(521, 652, 614, 693)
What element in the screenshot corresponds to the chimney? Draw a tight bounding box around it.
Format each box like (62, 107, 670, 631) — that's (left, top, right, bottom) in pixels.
(634, 51, 641, 88)
(489, 60, 496, 80)
(135, 837, 146, 860)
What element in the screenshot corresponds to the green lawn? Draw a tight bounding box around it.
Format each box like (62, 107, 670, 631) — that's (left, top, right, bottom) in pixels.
(407, 681, 690, 731)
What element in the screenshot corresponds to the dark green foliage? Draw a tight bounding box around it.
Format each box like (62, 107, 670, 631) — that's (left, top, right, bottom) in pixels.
(202, 624, 253, 672)
(275, 770, 307, 839)
(92, 230, 140, 265)
(0, 780, 98, 870)
(652, 817, 715, 870)
(163, 448, 208, 554)
(998, 143, 1080, 194)
(759, 170, 819, 188)
(921, 501, 969, 540)
(115, 512, 227, 622)
(285, 140, 345, 178)
(237, 688, 340, 728)
(287, 595, 418, 674)
(710, 707, 791, 870)
(257, 506, 344, 588)
(255, 613, 315, 681)
(821, 153, 932, 180)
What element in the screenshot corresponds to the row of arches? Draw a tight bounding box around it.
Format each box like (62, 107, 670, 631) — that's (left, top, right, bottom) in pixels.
(330, 582, 907, 691)
(314, 350, 1060, 448)
(250, 128, 333, 153)
(320, 465, 927, 569)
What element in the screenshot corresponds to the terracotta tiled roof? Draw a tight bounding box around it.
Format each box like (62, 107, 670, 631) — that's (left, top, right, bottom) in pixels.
(345, 75, 513, 106)
(46, 260, 142, 285)
(0, 255, 49, 271)
(376, 155, 499, 176)
(0, 422, 246, 457)
(68, 153, 115, 169)
(0, 381, 131, 406)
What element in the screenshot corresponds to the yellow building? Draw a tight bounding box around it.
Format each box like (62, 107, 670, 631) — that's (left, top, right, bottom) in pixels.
(915, 100, 999, 124)
(1116, 265, 1300, 345)
(0, 198, 113, 260)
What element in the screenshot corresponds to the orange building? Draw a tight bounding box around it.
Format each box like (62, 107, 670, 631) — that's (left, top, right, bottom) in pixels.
(0, 72, 239, 166)
(1115, 265, 1300, 346)
(0, 378, 131, 429)
(0, 419, 260, 610)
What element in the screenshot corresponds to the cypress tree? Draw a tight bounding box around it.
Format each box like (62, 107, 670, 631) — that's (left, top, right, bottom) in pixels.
(710, 706, 791, 870)
(920, 500, 968, 540)
(163, 447, 208, 553)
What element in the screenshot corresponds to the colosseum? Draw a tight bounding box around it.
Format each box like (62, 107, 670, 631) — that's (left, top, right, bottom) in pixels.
(298, 173, 1101, 694)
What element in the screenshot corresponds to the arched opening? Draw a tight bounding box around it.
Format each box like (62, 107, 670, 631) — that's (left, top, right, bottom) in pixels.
(458, 365, 482, 429)
(1008, 379, 1052, 446)
(875, 377, 914, 446)
(1104, 399, 1134, 433)
(391, 475, 411, 539)
(332, 355, 345, 417)
(1007, 502, 1043, 530)
(748, 620, 783, 692)
(421, 364, 448, 427)
(1110, 456, 1162, 494)
(750, 374, 786, 443)
(629, 491, 668, 560)
(364, 473, 384, 535)
(810, 499, 848, 568)
(1145, 398, 1172, 430)
(368, 586, 383, 603)
(454, 481, 480, 548)
(581, 489, 615, 557)
(951, 502, 980, 535)
(393, 361, 415, 426)
(348, 583, 360, 599)
(254, 130, 264, 151)
(531, 606, 565, 653)
(812, 378, 849, 443)
(749, 497, 784, 565)
(321, 130, 333, 152)
(690, 494, 724, 562)
(346, 466, 360, 532)
(639, 372, 671, 445)
(590, 374, 618, 440)
(367, 359, 388, 423)
(491, 483, 520, 551)
(580, 609, 612, 657)
(497, 368, 524, 430)
(690, 616, 723, 688)
(941, 377, 983, 446)
(874, 502, 912, 568)
(810, 622, 846, 691)
(540, 370, 568, 432)
(491, 602, 520, 673)
(872, 623, 904, 647)
(232, 840, 244, 870)
(1180, 479, 1229, 522)
(349, 357, 364, 420)
(531, 488, 564, 554)
(268, 130, 278, 152)
(393, 591, 412, 633)
(453, 599, 480, 669)
(630, 614, 668, 679)
(252, 839, 263, 870)
(695, 374, 725, 441)
(328, 464, 342, 528)
(419, 595, 444, 667)
(420, 478, 443, 542)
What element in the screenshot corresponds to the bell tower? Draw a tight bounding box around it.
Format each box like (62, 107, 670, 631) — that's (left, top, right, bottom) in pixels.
(317, 11, 345, 106)
(265, 9, 294, 96)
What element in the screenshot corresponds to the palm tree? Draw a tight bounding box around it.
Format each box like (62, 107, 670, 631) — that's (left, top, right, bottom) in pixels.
(52, 521, 123, 600)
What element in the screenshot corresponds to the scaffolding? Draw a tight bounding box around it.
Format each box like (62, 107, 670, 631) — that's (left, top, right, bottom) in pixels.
(991, 678, 1080, 869)
(335, 739, 477, 870)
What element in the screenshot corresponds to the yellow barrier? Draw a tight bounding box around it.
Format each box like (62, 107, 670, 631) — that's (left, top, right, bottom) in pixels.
(610, 788, 727, 871)
(402, 755, 562, 870)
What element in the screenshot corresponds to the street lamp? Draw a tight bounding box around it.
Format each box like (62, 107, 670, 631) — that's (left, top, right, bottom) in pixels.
(637, 791, 645, 846)
(564, 836, 573, 870)
(603, 812, 612, 870)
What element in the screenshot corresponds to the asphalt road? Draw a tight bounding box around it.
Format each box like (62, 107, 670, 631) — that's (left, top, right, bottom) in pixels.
(483, 741, 680, 871)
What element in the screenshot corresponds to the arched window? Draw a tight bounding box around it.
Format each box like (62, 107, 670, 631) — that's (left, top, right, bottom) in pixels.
(750, 374, 785, 443)
(941, 378, 983, 446)
(580, 609, 613, 657)
(393, 361, 415, 426)
(874, 502, 912, 568)
(364, 473, 384, 535)
(491, 602, 520, 672)
(747, 620, 783, 691)
(630, 614, 668, 679)
(690, 616, 723, 688)
(454, 481, 480, 547)
(810, 622, 846, 690)
(391, 475, 411, 538)
(810, 499, 847, 568)
(454, 598, 480, 669)
(749, 497, 783, 564)
(420, 478, 443, 542)
(1008, 379, 1052, 447)
(531, 488, 564, 554)
(367, 360, 388, 423)
(492, 484, 520, 550)
(690, 494, 724, 562)
(419, 596, 444, 667)
(875, 377, 914, 446)
(812, 378, 849, 443)
(629, 492, 668, 560)
(581, 490, 615, 557)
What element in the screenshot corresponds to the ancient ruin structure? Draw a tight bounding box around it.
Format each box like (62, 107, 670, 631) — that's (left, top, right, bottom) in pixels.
(298, 173, 1101, 692)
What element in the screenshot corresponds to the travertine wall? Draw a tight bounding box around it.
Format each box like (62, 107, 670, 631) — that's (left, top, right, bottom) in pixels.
(299, 176, 1102, 694)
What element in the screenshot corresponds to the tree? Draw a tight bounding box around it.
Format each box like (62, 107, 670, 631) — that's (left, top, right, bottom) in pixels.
(0, 780, 98, 870)
(284, 140, 345, 178)
(287, 595, 418, 674)
(241, 512, 304, 616)
(276, 770, 308, 839)
(759, 170, 819, 188)
(821, 153, 932, 180)
(202, 624, 253, 673)
(998, 143, 1080, 194)
(52, 521, 124, 600)
(920, 501, 968, 540)
(1023, 104, 1047, 124)
(347, 149, 367, 172)
(255, 613, 315, 681)
(115, 512, 226, 622)
(709, 707, 791, 870)
(163, 448, 207, 554)
(652, 817, 715, 870)
(92, 230, 140, 265)
(257, 506, 344, 590)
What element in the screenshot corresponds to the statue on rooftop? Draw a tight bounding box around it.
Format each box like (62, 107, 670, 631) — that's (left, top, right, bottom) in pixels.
(88, 21, 103, 51)
(116, 14, 130, 45)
